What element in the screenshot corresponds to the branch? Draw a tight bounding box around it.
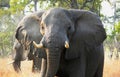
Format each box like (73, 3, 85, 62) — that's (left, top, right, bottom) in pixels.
(0, 4, 10, 8)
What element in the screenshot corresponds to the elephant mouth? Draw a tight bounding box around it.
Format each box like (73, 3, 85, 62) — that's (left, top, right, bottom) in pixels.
(22, 53, 29, 60)
(45, 41, 63, 49)
(33, 36, 69, 49)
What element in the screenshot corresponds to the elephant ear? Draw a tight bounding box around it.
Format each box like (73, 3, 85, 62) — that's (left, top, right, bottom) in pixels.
(15, 11, 44, 43)
(15, 24, 28, 44)
(65, 9, 106, 60)
(15, 25, 24, 42)
(35, 10, 45, 18)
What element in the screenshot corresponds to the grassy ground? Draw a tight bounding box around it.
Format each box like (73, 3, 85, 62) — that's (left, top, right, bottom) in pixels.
(0, 53, 120, 77)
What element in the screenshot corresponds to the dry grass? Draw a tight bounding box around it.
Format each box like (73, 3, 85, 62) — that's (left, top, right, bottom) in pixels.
(0, 58, 40, 77)
(0, 54, 120, 77)
(103, 54, 120, 77)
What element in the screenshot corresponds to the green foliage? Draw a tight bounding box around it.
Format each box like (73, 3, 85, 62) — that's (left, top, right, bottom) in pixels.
(0, 32, 13, 56)
(114, 21, 120, 41)
(0, 0, 103, 15)
(105, 21, 120, 44)
(0, 15, 16, 56)
(115, 21, 120, 34)
(38, 0, 102, 14)
(0, 9, 10, 17)
(9, 0, 29, 14)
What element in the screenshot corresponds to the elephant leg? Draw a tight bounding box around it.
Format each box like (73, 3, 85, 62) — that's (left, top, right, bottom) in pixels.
(94, 58, 104, 77)
(68, 59, 86, 77)
(56, 69, 69, 77)
(32, 60, 35, 72)
(67, 51, 86, 77)
(32, 57, 42, 73)
(66, 53, 86, 77)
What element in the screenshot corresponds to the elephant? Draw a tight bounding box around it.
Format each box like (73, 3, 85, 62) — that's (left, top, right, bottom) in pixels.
(12, 11, 46, 73)
(33, 8, 107, 77)
(13, 40, 43, 73)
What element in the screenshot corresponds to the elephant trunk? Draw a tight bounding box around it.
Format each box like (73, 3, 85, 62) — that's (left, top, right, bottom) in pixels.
(45, 48, 61, 77)
(12, 51, 22, 73)
(33, 32, 69, 77)
(13, 60, 21, 73)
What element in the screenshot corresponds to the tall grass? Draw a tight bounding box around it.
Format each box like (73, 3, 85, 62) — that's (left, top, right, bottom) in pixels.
(0, 55, 120, 77)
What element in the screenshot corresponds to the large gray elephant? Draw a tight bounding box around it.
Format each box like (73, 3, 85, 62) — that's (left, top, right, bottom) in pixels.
(13, 11, 46, 73)
(34, 8, 107, 77)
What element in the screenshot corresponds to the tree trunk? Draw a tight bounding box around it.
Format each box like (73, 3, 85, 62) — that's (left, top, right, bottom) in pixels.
(34, 0, 38, 11)
(70, 0, 78, 9)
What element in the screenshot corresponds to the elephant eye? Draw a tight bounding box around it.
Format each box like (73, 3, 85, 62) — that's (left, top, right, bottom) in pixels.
(40, 25, 45, 35)
(40, 22, 45, 30)
(41, 26, 44, 30)
(68, 26, 71, 31)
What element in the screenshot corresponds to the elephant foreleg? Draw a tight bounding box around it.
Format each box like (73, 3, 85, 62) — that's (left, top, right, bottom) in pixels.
(69, 59, 86, 77)
(32, 57, 42, 73)
(94, 59, 104, 77)
(69, 52, 86, 77)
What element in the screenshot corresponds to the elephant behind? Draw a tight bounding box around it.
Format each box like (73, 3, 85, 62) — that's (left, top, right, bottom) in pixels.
(34, 8, 107, 77)
(13, 39, 44, 73)
(12, 11, 46, 73)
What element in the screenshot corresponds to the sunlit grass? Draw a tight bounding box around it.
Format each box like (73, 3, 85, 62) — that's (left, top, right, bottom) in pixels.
(0, 53, 120, 77)
(103, 54, 120, 77)
(0, 58, 40, 77)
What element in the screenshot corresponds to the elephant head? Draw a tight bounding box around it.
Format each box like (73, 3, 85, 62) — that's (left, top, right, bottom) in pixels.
(33, 8, 106, 77)
(13, 11, 46, 73)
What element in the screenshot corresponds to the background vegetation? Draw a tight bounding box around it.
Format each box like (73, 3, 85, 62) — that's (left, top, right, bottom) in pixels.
(0, 0, 120, 57)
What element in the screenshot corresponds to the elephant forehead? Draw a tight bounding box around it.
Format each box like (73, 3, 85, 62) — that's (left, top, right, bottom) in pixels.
(13, 40, 21, 49)
(42, 8, 67, 22)
(42, 15, 71, 28)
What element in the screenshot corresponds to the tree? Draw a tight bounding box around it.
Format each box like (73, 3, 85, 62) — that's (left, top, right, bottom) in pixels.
(0, 15, 16, 56)
(115, 21, 120, 42)
(0, 0, 10, 8)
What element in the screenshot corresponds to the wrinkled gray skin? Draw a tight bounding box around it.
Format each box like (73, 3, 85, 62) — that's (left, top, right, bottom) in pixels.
(13, 11, 46, 73)
(13, 40, 43, 73)
(34, 8, 106, 77)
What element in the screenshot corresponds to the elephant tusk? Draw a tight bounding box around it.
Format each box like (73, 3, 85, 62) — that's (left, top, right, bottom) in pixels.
(65, 41, 69, 48)
(33, 41, 43, 48)
(7, 61, 14, 65)
(40, 30, 45, 35)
